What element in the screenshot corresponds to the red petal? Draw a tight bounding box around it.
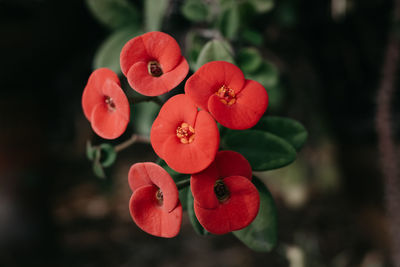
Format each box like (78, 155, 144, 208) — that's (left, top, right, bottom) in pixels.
(91, 103, 129, 139)
(185, 61, 245, 111)
(215, 151, 252, 180)
(82, 68, 120, 120)
(208, 79, 268, 129)
(120, 32, 183, 76)
(150, 94, 198, 158)
(193, 176, 259, 234)
(120, 34, 150, 76)
(128, 162, 179, 212)
(190, 161, 220, 209)
(89, 80, 130, 139)
(157, 110, 219, 174)
(150, 94, 197, 158)
(129, 185, 182, 238)
(141, 31, 183, 72)
(102, 80, 130, 122)
(127, 57, 188, 96)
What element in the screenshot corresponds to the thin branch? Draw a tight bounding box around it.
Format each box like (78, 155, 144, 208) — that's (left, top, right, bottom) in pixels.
(376, 2, 400, 266)
(114, 134, 150, 152)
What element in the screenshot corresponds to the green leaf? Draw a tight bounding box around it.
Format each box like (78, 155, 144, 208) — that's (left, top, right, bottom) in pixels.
(144, 0, 169, 31)
(187, 188, 209, 235)
(86, 0, 140, 30)
(237, 47, 263, 74)
(196, 39, 235, 70)
(181, 0, 209, 22)
(241, 28, 263, 46)
(254, 116, 308, 151)
(247, 61, 279, 88)
(93, 160, 106, 179)
(185, 31, 207, 68)
(132, 101, 161, 136)
(248, 0, 274, 13)
(222, 130, 296, 171)
(219, 2, 240, 40)
(86, 140, 96, 161)
(99, 144, 117, 167)
(93, 27, 141, 74)
(233, 176, 277, 252)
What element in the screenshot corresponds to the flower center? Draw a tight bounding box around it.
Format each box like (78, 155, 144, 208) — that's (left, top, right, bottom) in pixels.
(176, 122, 195, 144)
(104, 96, 116, 111)
(155, 189, 163, 206)
(214, 180, 230, 202)
(148, 61, 163, 77)
(216, 85, 236, 105)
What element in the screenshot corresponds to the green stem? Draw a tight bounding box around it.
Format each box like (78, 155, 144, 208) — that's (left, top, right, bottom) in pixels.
(114, 134, 150, 152)
(176, 178, 191, 190)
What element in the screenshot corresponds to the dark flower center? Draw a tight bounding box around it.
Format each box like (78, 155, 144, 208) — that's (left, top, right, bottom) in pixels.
(176, 122, 195, 144)
(155, 189, 163, 206)
(214, 180, 230, 202)
(148, 61, 163, 77)
(104, 96, 116, 111)
(216, 85, 236, 105)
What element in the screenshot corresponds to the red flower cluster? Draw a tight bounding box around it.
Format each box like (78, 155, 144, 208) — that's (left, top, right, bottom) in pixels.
(191, 151, 259, 234)
(120, 31, 189, 96)
(82, 68, 130, 139)
(128, 162, 182, 238)
(82, 31, 269, 239)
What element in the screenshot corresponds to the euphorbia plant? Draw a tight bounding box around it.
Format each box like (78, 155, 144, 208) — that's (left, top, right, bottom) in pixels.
(83, 0, 308, 253)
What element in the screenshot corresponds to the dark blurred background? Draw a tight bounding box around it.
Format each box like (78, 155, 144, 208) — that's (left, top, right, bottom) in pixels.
(0, 0, 395, 266)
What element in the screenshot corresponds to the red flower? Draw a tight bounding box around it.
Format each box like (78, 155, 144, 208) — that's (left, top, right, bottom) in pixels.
(82, 68, 130, 139)
(185, 61, 268, 130)
(128, 162, 182, 238)
(120, 31, 189, 96)
(191, 151, 259, 234)
(150, 94, 219, 174)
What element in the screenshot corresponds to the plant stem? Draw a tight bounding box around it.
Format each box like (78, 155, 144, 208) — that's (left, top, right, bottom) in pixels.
(376, 2, 400, 266)
(114, 134, 150, 152)
(176, 178, 191, 190)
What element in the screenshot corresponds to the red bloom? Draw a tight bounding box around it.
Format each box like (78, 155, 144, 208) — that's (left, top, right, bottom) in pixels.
(120, 31, 189, 96)
(185, 61, 268, 130)
(150, 94, 219, 174)
(82, 68, 130, 139)
(191, 151, 259, 234)
(128, 162, 182, 238)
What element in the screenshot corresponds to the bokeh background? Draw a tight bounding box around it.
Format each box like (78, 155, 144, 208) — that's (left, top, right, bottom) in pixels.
(0, 0, 395, 266)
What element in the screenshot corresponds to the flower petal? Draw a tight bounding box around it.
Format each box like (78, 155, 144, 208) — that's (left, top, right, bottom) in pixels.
(82, 68, 120, 120)
(193, 175, 259, 234)
(102, 79, 130, 122)
(127, 57, 188, 96)
(120, 32, 183, 76)
(157, 109, 219, 174)
(185, 61, 245, 111)
(129, 185, 182, 238)
(215, 151, 252, 180)
(128, 162, 179, 212)
(190, 161, 220, 209)
(150, 94, 198, 158)
(208, 79, 268, 129)
(91, 103, 129, 139)
(141, 31, 183, 72)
